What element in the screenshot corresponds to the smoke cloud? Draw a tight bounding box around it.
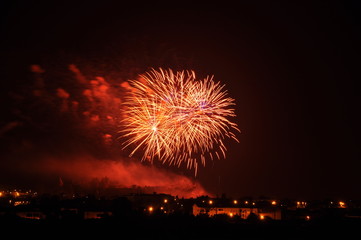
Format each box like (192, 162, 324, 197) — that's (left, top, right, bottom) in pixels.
(0, 64, 210, 198)
(38, 156, 209, 198)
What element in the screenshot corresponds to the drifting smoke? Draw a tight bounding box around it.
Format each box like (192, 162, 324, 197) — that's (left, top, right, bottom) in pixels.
(39, 156, 208, 198)
(0, 64, 210, 197)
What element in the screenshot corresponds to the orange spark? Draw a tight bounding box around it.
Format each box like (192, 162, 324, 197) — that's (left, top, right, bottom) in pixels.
(120, 68, 240, 175)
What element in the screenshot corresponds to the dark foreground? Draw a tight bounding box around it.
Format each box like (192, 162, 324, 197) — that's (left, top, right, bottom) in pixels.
(1, 216, 360, 239)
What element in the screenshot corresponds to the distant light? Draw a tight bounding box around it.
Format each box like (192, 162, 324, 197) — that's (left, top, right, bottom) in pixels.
(260, 215, 265, 220)
(306, 215, 311, 221)
(14, 201, 29, 206)
(252, 202, 255, 206)
(164, 199, 168, 203)
(229, 213, 234, 217)
(209, 200, 213, 205)
(233, 200, 238, 204)
(297, 201, 307, 208)
(339, 201, 346, 208)
(245, 201, 248, 204)
(148, 206, 154, 212)
(271, 201, 277, 205)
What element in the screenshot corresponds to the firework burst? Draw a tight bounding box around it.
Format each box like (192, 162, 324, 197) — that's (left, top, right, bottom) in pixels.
(120, 68, 239, 175)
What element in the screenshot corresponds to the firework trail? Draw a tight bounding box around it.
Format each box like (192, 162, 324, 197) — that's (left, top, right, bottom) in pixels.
(120, 68, 239, 175)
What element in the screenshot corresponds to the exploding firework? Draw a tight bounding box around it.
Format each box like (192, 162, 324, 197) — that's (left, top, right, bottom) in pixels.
(120, 68, 239, 175)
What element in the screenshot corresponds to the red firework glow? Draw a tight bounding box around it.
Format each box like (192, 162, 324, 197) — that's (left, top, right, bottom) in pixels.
(121, 68, 239, 175)
(2, 65, 212, 197)
(39, 156, 210, 198)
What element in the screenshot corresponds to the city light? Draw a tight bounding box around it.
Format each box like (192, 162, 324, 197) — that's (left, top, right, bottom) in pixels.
(296, 201, 307, 208)
(13, 201, 30, 206)
(0, 188, 358, 226)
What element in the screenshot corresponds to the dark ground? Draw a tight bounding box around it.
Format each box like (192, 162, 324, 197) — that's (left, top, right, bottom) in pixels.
(2, 215, 360, 239)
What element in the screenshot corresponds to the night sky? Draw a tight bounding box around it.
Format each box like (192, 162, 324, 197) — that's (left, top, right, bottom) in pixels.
(1, 1, 360, 199)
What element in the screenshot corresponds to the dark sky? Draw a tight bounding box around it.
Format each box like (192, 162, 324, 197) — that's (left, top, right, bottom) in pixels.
(1, 1, 360, 199)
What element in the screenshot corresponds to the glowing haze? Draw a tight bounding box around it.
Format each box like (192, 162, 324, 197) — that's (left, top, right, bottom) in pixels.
(40, 156, 209, 198)
(121, 68, 239, 175)
(0, 65, 211, 197)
